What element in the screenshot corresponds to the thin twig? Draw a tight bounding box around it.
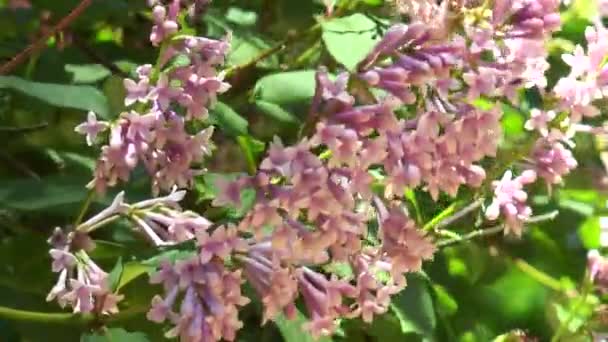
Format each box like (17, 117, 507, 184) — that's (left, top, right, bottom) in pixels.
(437, 210, 561, 247)
(525, 210, 559, 224)
(0, 151, 40, 180)
(433, 198, 483, 230)
(514, 258, 564, 293)
(437, 224, 505, 247)
(225, 23, 322, 78)
(0, 122, 48, 133)
(71, 35, 129, 78)
(74, 189, 95, 226)
(0, 0, 93, 75)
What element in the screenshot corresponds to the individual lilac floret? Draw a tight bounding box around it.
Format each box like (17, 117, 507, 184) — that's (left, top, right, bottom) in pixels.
(588, 250, 608, 292)
(74, 111, 109, 146)
(150, 1, 179, 46)
(124, 78, 150, 106)
(525, 109, 556, 136)
(486, 170, 537, 236)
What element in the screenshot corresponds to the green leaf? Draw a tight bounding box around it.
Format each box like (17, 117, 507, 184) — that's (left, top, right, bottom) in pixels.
(0, 176, 92, 211)
(501, 103, 525, 138)
(361, 0, 384, 5)
(65, 64, 111, 84)
(0, 76, 110, 118)
(107, 257, 124, 292)
(209, 102, 248, 137)
(81, 328, 149, 342)
(322, 14, 382, 71)
(226, 7, 258, 26)
(253, 70, 318, 107)
(142, 249, 196, 268)
(390, 274, 436, 338)
(432, 284, 458, 317)
(0, 234, 53, 294)
(366, 314, 414, 341)
(578, 216, 600, 249)
(255, 100, 300, 125)
(89, 240, 126, 260)
(229, 35, 278, 69)
(205, 9, 277, 69)
(275, 310, 332, 342)
(116, 261, 153, 291)
(237, 135, 266, 174)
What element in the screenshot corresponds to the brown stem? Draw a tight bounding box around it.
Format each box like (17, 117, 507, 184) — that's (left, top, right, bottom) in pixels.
(0, 0, 93, 75)
(225, 23, 322, 78)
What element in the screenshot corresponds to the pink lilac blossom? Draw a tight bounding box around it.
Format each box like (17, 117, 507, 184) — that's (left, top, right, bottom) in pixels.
(63, 0, 608, 339)
(74, 111, 109, 146)
(80, 0, 230, 195)
(485, 170, 537, 236)
(529, 137, 577, 185)
(149, 256, 250, 341)
(525, 108, 556, 136)
(554, 23, 608, 122)
(588, 250, 608, 292)
(46, 228, 123, 315)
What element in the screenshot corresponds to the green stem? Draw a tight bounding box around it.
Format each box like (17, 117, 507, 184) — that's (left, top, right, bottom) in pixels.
(74, 189, 95, 226)
(225, 23, 322, 77)
(83, 214, 122, 233)
(404, 189, 424, 224)
(0, 306, 92, 325)
(514, 258, 563, 293)
(423, 202, 458, 231)
(437, 224, 505, 247)
(0, 305, 147, 326)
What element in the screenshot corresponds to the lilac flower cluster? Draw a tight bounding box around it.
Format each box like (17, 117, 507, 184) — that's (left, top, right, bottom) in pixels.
(53, 0, 608, 340)
(215, 126, 436, 335)
(522, 20, 608, 187)
(485, 170, 537, 236)
(463, 0, 560, 97)
(148, 257, 249, 341)
(76, 0, 229, 195)
(46, 198, 126, 315)
(554, 24, 608, 122)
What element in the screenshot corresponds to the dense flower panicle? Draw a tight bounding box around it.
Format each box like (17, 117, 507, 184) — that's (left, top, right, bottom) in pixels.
(486, 170, 537, 236)
(148, 256, 250, 342)
(77, 0, 230, 195)
(358, 23, 463, 103)
(46, 228, 123, 315)
(554, 23, 608, 122)
(238, 245, 299, 323)
(61, 0, 608, 339)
